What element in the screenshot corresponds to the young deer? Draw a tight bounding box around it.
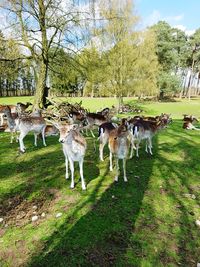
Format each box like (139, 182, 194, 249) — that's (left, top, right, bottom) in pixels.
(98, 122, 118, 161)
(17, 116, 46, 152)
(1, 106, 18, 143)
(56, 123, 87, 190)
(3, 105, 46, 151)
(108, 119, 130, 182)
(129, 118, 168, 158)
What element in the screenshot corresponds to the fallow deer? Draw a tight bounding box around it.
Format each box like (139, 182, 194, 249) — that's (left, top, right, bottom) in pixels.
(16, 116, 46, 152)
(55, 123, 87, 190)
(84, 112, 108, 137)
(108, 119, 130, 182)
(182, 115, 199, 130)
(98, 122, 118, 161)
(129, 117, 168, 158)
(1, 106, 18, 143)
(2, 105, 46, 151)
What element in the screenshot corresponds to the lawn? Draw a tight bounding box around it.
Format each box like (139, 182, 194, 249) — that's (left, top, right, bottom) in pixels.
(0, 97, 200, 266)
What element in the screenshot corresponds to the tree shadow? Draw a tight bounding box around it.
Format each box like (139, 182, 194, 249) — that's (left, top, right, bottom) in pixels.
(156, 135, 200, 266)
(27, 138, 156, 266)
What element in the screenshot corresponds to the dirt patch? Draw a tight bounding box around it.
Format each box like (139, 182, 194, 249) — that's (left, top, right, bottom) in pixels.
(0, 190, 55, 228)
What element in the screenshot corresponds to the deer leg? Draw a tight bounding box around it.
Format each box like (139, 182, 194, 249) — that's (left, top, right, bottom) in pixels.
(145, 140, 148, 153)
(65, 156, 69, 179)
(19, 131, 27, 152)
(79, 159, 86, 190)
(115, 157, 119, 182)
(130, 141, 135, 159)
(90, 129, 95, 138)
(34, 133, 38, 146)
(10, 130, 14, 144)
(136, 142, 139, 157)
(41, 127, 47, 146)
(148, 138, 153, 155)
(99, 142, 105, 161)
(0, 114, 4, 126)
(109, 151, 113, 171)
(123, 158, 127, 182)
(69, 159, 75, 189)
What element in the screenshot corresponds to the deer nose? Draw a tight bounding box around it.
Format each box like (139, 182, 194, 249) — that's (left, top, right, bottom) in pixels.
(59, 138, 64, 143)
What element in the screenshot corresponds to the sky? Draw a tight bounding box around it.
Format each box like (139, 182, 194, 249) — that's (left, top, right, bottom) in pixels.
(135, 0, 200, 35)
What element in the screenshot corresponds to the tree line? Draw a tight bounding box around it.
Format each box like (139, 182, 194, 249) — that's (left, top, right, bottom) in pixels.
(0, 0, 200, 107)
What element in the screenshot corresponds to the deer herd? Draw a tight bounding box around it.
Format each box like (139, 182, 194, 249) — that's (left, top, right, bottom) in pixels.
(1, 99, 198, 190)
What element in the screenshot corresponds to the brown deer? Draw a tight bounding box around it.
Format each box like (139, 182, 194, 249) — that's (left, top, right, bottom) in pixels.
(108, 119, 130, 182)
(182, 115, 199, 130)
(129, 117, 169, 158)
(84, 112, 108, 137)
(98, 122, 118, 161)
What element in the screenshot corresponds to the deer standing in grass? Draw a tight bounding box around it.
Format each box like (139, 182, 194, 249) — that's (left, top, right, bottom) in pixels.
(2, 106, 46, 151)
(129, 115, 170, 158)
(56, 123, 87, 190)
(108, 119, 130, 182)
(98, 122, 118, 161)
(1, 106, 18, 143)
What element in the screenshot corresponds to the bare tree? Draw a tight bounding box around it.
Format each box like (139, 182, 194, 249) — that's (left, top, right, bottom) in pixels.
(0, 0, 91, 108)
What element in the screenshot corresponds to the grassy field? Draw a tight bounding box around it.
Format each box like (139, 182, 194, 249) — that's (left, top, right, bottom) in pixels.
(0, 97, 200, 266)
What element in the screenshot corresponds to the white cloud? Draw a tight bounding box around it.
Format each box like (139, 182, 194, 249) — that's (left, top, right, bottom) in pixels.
(141, 10, 195, 36)
(174, 24, 195, 36)
(142, 9, 161, 27)
(166, 14, 184, 22)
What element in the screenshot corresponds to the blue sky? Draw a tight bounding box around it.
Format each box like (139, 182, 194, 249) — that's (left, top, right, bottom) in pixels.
(135, 0, 200, 35)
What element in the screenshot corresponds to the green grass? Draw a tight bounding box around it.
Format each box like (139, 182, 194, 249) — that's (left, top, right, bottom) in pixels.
(0, 97, 200, 266)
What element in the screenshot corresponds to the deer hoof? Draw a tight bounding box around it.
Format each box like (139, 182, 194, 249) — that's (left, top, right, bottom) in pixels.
(82, 185, 86, 190)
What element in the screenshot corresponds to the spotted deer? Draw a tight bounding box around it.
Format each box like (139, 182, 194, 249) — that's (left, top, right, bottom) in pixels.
(182, 115, 199, 130)
(98, 122, 118, 161)
(129, 117, 168, 158)
(2, 105, 46, 151)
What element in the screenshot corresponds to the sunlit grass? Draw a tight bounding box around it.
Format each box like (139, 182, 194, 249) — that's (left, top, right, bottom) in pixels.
(0, 97, 200, 266)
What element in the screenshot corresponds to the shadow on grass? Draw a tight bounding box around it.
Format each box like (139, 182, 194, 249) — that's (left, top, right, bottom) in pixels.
(0, 133, 100, 213)
(26, 140, 156, 266)
(156, 132, 200, 265)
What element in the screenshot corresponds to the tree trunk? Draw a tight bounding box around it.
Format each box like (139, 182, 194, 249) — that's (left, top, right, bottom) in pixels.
(33, 62, 48, 109)
(117, 95, 123, 113)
